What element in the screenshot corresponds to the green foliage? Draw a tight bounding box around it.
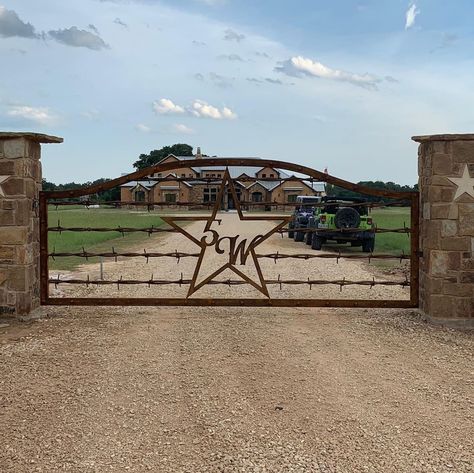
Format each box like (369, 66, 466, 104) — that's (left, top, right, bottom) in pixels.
(133, 143, 194, 170)
(325, 181, 417, 203)
(42, 178, 120, 202)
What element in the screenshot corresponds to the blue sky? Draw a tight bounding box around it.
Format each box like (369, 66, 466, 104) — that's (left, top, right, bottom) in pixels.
(1, 0, 473, 184)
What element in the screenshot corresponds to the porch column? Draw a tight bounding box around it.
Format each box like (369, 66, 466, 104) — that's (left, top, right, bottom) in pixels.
(413, 134, 474, 327)
(0, 132, 63, 318)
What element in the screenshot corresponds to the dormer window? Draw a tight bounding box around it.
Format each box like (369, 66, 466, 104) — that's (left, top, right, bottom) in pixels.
(270, 173, 274, 178)
(262, 173, 267, 178)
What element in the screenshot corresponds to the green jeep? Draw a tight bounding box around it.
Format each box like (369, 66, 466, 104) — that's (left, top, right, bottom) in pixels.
(305, 197, 375, 252)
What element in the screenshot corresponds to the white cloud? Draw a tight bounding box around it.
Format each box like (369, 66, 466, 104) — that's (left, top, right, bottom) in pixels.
(190, 99, 237, 120)
(49, 26, 109, 50)
(153, 98, 185, 114)
(224, 28, 245, 42)
(7, 105, 57, 125)
(173, 123, 195, 134)
(81, 109, 100, 120)
(0, 6, 37, 38)
(135, 123, 151, 132)
(405, 3, 419, 30)
(218, 53, 244, 61)
(275, 56, 381, 90)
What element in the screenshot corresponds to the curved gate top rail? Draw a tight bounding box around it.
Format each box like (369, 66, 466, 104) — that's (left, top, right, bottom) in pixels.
(42, 157, 417, 200)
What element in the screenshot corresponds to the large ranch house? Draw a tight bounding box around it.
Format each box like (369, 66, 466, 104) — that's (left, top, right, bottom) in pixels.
(120, 149, 326, 209)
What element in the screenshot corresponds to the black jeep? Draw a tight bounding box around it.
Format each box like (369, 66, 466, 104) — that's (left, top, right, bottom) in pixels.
(288, 196, 322, 241)
(305, 197, 376, 252)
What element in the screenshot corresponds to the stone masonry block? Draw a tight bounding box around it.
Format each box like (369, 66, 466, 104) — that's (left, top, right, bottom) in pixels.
(429, 294, 457, 318)
(0, 209, 14, 225)
(0, 246, 15, 263)
(460, 271, 474, 284)
(430, 251, 451, 277)
(0, 160, 15, 175)
(431, 204, 451, 219)
(441, 237, 471, 251)
(2, 177, 25, 196)
(0, 226, 28, 245)
(452, 141, 474, 163)
(432, 153, 453, 175)
(442, 282, 472, 297)
(441, 220, 457, 237)
(428, 186, 456, 203)
(458, 204, 474, 236)
(3, 138, 27, 159)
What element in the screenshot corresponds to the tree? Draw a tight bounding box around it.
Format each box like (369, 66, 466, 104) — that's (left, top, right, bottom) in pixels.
(133, 143, 194, 170)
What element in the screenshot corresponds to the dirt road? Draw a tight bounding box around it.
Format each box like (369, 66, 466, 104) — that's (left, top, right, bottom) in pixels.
(1, 214, 472, 472)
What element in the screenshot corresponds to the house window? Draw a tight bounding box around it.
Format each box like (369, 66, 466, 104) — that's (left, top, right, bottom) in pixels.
(262, 173, 267, 178)
(134, 190, 146, 202)
(181, 173, 185, 178)
(189, 173, 193, 177)
(252, 192, 263, 202)
(287, 194, 298, 203)
(204, 188, 217, 202)
(270, 173, 275, 178)
(165, 193, 177, 203)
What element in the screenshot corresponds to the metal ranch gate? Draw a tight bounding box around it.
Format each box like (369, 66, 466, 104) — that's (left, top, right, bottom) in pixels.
(39, 158, 420, 308)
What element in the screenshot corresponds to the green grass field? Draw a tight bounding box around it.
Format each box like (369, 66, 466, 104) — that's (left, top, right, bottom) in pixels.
(47, 207, 164, 271)
(371, 207, 411, 254)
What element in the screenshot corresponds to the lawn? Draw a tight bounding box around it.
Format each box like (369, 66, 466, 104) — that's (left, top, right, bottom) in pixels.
(47, 206, 165, 271)
(371, 206, 411, 255)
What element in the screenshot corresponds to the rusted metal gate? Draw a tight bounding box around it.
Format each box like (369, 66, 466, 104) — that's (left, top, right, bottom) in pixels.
(39, 158, 420, 308)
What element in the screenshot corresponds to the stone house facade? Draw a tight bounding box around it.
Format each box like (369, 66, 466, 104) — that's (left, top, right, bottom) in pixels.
(120, 152, 325, 209)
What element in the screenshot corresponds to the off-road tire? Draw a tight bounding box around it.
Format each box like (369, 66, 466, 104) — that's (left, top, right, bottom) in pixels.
(294, 230, 305, 242)
(311, 235, 324, 250)
(362, 238, 375, 253)
(288, 222, 294, 238)
(334, 207, 360, 229)
(305, 230, 313, 245)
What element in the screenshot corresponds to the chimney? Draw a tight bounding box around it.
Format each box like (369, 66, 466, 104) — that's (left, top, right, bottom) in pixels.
(196, 146, 202, 159)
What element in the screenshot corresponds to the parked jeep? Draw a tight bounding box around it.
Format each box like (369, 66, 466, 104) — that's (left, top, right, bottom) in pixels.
(305, 197, 375, 252)
(288, 196, 322, 241)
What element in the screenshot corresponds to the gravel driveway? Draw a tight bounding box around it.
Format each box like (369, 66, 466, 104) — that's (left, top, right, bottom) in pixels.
(1, 213, 472, 472)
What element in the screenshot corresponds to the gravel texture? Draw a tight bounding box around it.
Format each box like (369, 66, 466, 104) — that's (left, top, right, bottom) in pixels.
(1, 213, 472, 472)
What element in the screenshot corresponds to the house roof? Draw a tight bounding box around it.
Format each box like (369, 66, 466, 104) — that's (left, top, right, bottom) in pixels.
(121, 180, 158, 189)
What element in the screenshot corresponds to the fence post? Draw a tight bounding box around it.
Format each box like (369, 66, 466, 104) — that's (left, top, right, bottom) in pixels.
(0, 132, 63, 318)
(413, 134, 474, 327)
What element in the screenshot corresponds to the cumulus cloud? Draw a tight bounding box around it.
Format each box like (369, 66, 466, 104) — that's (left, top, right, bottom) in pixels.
(173, 123, 195, 134)
(7, 105, 57, 125)
(0, 6, 38, 38)
(190, 99, 237, 120)
(223, 28, 245, 42)
(218, 53, 243, 61)
(135, 123, 151, 133)
(88, 24, 100, 35)
(275, 56, 381, 90)
(114, 18, 128, 28)
(405, 3, 419, 30)
(49, 26, 109, 50)
(192, 40, 206, 46)
(209, 72, 234, 88)
(153, 98, 185, 114)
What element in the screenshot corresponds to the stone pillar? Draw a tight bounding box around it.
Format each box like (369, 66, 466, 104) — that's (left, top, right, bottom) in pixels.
(413, 134, 474, 327)
(0, 132, 62, 318)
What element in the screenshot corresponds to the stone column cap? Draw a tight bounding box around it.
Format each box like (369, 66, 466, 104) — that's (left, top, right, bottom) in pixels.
(0, 132, 63, 143)
(412, 133, 474, 143)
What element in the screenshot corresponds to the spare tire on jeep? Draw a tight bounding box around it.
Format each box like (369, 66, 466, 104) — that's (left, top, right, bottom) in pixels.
(334, 207, 360, 229)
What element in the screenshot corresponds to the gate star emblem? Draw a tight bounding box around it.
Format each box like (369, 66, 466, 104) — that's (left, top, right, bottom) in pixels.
(447, 165, 474, 200)
(162, 169, 290, 298)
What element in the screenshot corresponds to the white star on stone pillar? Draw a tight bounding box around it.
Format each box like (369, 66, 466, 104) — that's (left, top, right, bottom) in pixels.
(0, 176, 10, 197)
(447, 165, 474, 200)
